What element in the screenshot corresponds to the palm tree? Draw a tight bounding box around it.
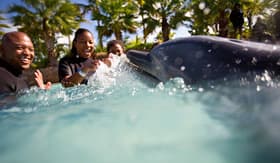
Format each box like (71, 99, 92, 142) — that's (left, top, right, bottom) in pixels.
(85, 0, 108, 49)
(8, 0, 84, 66)
(274, 2, 280, 40)
(143, 0, 189, 42)
(135, 0, 158, 44)
(88, 0, 139, 42)
(0, 12, 10, 38)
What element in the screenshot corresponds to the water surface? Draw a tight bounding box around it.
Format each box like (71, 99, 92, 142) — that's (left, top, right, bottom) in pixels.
(1, 64, 280, 163)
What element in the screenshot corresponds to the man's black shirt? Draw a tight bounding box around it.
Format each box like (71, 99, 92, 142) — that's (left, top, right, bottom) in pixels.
(0, 59, 28, 94)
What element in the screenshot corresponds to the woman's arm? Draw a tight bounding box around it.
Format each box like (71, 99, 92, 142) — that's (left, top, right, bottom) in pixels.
(59, 58, 100, 87)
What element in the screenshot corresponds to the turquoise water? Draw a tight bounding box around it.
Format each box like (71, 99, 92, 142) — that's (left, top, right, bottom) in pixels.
(1, 64, 280, 163)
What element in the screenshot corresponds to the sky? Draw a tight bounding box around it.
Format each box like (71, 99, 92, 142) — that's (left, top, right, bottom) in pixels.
(0, 0, 190, 45)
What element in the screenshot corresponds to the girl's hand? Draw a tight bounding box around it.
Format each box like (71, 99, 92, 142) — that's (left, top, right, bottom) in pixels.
(82, 58, 100, 73)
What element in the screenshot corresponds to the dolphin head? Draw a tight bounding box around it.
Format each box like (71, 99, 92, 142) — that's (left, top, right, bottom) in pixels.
(127, 36, 280, 84)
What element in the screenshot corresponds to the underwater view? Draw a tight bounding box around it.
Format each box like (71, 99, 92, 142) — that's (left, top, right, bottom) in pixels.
(1, 63, 280, 163)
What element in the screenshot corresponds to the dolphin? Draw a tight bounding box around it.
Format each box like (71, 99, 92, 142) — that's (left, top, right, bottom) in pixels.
(126, 36, 280, 83)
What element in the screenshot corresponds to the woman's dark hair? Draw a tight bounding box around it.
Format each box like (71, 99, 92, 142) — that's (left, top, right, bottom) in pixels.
(70, 28, 93, 56)
(106, 40, 124, 53)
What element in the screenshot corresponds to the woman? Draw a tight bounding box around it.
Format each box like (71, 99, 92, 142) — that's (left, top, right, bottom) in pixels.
(58, 28, 99, 87)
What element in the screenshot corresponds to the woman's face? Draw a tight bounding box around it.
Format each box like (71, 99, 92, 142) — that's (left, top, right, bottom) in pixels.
(74, 31, 94, 58)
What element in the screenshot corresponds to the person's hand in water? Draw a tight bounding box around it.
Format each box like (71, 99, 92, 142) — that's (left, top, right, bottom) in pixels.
(34, 69, 52, 90)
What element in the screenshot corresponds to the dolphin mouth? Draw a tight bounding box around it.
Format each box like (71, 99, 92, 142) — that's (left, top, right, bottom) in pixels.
(126, 49, 155, 77)
(127, 50, 150, 67)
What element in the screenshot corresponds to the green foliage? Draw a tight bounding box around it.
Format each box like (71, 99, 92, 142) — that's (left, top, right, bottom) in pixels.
(187, 0, 279, 39)
(89, 0, 139, 42)
(125, 37, 154, 51)
(94, 44, 106, 53)
(8, 0, 84, 67)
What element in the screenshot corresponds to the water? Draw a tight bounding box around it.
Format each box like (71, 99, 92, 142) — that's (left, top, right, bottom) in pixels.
(1, 63, 280, 163)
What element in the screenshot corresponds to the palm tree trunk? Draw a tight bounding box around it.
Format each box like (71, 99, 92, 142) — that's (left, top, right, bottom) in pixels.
(44, 33, 57, 66)
(68, 35, 71, 49)
(42, 19, 57, 66)
(218, 10, 229, 37)
(140, 11, 147, 44)
(162, 17, 170, 41)
(98, 32, 103, 49)
(97, 21, 103, 49)
(114, 30, 122, 41)
(274, 10, 280, 40)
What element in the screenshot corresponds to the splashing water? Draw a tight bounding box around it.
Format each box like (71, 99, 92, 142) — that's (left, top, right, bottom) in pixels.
(1, 62, 280, 163)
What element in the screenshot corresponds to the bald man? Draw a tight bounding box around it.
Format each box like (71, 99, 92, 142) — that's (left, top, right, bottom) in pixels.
(0, 31, 50, 95)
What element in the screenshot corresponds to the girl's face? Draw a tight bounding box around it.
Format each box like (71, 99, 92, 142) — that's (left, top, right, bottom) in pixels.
(109, 43, 124, 56)
(74, 31, 95, 58)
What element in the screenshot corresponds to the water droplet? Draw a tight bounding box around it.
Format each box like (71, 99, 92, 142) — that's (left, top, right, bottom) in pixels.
(206, 64, 211, 67)
(180, 66, 186, 71)
(199, 2, 206, 10)
(198, 87, 204, 92)
(235, 59, 242, 64)
(251, 57, 257, 65)
(243, 47, 248, 51)
(157, 82, 164, 90)
(256, 85, 261, 92)
(204, 8, 210, 15)
(277, 59, 280, 65)
(273, 46, 277, 50)
(261, 70, 271, 82)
